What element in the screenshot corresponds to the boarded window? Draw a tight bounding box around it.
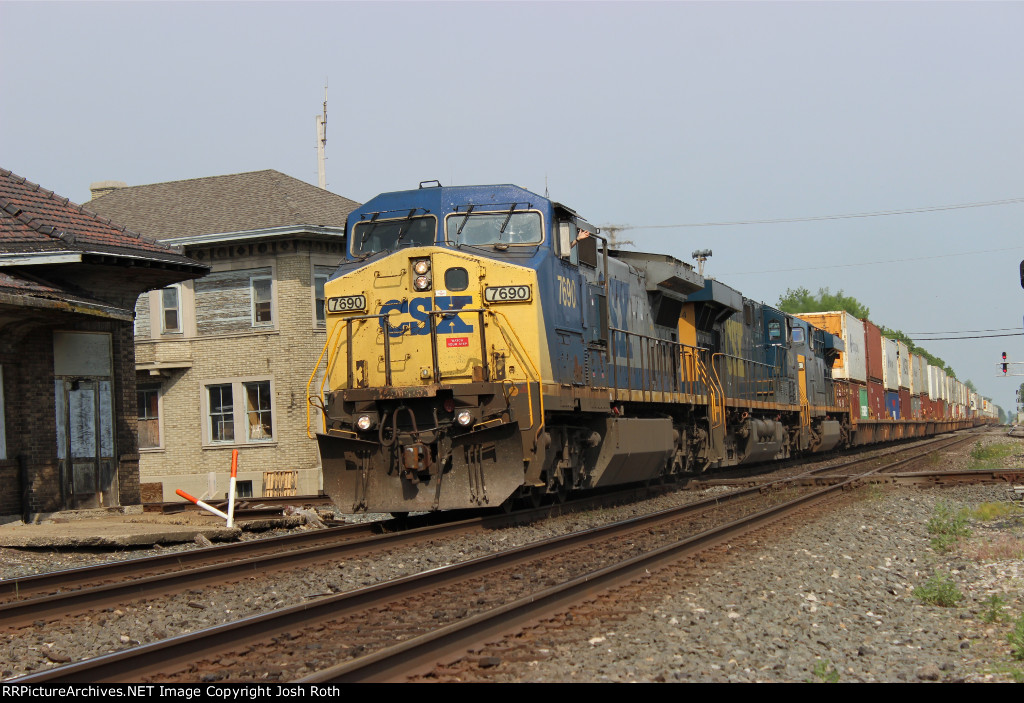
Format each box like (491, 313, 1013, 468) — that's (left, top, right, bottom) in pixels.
(195, 267, 272, 335)
(135, 294, 151, 338)
(137, 387, 160, 448)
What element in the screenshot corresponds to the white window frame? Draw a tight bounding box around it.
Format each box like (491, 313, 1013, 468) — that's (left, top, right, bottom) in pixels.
(201, 377, 276, 447)
(314, 272, 329, 327)
(137, 384, 163, 451)
(250, 275, 274, 327)
(161, 284, 182, 334)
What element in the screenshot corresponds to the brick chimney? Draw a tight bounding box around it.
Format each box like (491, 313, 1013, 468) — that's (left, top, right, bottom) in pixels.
(89, 180, 127, 200)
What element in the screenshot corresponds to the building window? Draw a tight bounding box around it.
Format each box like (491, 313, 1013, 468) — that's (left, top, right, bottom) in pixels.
(244, 380, 273, 441)
(314, 273, 328, 326)
(235, 480, 253, 498)
(162, 285, 181, 333)
(205, 379, 275, 445)
(251, 276, 273, 326)
(208, 384, 234, 443)
(137, 386, 161, 449)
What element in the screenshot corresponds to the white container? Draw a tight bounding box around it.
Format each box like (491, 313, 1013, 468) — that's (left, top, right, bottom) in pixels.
(897, 342, 910, 390)
(795, 312, 867, 384)
(881, 337, 899, 391)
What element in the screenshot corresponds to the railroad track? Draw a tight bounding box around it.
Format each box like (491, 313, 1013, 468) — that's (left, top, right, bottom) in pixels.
(10, 431, 1011, 683)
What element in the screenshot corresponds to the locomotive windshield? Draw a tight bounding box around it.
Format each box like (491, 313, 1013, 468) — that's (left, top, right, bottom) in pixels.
(350, 216, 436, 257)
(445, 212, 543, 246)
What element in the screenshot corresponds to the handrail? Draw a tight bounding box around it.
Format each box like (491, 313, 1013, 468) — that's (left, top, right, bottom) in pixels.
(305, 319, 348, 439)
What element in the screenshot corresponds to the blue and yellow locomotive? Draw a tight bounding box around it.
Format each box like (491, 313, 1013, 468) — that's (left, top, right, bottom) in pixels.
(310, 182, 848, 513)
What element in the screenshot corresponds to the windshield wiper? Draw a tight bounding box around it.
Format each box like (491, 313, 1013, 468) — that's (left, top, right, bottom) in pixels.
(455, 204, 475, 238)
(498, 203, 518, 235)
(394, 208, 418, 245)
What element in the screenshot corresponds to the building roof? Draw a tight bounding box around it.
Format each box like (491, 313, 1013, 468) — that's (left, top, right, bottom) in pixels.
(85, 169, 360, 240)
(0, 168, 201, 268)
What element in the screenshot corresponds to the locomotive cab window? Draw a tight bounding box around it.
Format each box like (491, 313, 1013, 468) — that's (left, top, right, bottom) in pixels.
(350, 216, 436, 257)
(767, 319, 783, 342)
(791, 327, 805, 344)
(445, 211, 542, 247)
(558, 222, 580, 266)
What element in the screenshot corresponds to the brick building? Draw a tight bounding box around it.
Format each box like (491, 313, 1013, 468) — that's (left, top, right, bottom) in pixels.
(0, 168, 206, 521)
(86, 170, 358, 500)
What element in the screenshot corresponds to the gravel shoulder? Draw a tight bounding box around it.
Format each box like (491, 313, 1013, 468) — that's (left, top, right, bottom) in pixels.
(442, 429, 1024, 683)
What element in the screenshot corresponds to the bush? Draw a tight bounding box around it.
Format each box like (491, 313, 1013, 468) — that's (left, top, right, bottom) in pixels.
(1010, 615, 1024, 661)
(927, 501, 971, 552)
(913, 574, 963, 607)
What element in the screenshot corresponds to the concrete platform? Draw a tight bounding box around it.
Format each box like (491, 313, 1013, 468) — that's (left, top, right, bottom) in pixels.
(0, 509, 304, 549)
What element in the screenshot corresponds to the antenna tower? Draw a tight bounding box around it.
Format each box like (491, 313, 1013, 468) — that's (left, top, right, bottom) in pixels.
(316, 83, 328, 189)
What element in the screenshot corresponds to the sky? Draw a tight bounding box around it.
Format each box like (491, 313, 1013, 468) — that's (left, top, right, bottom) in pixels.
(2, 1, 1022, 414)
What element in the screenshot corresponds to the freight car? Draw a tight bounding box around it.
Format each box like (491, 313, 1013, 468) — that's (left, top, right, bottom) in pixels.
(308, 183, 980, 514)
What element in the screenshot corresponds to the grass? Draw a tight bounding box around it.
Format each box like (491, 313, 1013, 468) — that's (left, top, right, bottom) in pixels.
(912, 573, 963, 607)
(980, 594, 1007, 623)
(805, 659, 840, 683)
(927, 501, 972, 552)
(969, 501, 1020, 521)
(1010, 615, 1024, 661)
(961, 535, 1024, 561)
(969, 441, 1015, 468)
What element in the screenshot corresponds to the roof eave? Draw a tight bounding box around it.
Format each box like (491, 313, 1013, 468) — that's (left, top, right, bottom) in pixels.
(159, 224, 347, 247)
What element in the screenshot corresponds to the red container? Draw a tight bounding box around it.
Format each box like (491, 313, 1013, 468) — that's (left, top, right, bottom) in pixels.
(921, 393, 932, 419)
(866, 379, 885, 420)
(862, 319, 884, 383)
(899, 389, 911, 420)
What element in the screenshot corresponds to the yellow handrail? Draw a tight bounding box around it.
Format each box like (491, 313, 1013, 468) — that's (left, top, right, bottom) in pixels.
(305, 319, 347, 439)
(486, 308, 543, 434)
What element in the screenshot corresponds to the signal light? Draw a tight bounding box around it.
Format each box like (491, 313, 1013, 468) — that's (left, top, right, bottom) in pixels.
(1003, 351, 1009, 375)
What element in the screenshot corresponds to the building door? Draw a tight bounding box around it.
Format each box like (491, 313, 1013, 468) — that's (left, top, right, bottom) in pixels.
(53, 331, 117, 510)
(55, 379, 117, 509)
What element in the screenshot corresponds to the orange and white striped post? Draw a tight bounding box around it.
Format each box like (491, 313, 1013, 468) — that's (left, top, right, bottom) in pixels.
(175, 489, 230, 521)
(227, 449, 239, 528)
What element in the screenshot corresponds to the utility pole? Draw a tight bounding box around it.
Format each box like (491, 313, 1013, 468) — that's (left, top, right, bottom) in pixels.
(316, 83, 328, 189)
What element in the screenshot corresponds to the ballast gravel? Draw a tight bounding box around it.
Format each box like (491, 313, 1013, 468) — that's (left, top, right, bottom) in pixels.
(1, 430, 1022, 683)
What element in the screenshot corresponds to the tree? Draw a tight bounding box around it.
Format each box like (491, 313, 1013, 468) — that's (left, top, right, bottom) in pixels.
(777, 287, 871, 319)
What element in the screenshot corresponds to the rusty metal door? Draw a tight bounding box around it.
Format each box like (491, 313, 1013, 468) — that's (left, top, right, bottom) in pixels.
(55, 379, 117, 509)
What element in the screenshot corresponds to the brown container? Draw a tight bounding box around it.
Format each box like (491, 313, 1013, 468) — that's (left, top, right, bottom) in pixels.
(921, 393, 932, 419)
(867, 379, 885, 420)
(862, 319, 884, 383)
(899, 389, 911, 420)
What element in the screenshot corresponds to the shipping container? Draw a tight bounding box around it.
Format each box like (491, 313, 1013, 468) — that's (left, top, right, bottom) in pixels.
(881, 337, 899, 391)
(867, 379, 885, 419)
(796, 312, 867, 384)
(913, 355, 926, 398)
(897, 341, 910, 390)
(899, 389, 911, 420)
(862, 319, 883, 382)
(911, 396, 921, 420)
(885, 391, 901, 419)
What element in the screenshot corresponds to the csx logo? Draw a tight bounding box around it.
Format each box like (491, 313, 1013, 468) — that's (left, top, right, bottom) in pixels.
(379, 296, 473, 337)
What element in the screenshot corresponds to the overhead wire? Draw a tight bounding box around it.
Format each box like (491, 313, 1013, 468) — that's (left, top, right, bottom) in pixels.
(611, 195, 1024, 230)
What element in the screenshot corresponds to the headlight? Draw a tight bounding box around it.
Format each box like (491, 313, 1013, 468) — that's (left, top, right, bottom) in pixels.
(356, 414, 375, 431)
(414, 275, 431, 291)
(413, 259, 431, 275)
(456, 410, 474, 427)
